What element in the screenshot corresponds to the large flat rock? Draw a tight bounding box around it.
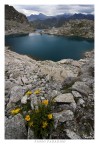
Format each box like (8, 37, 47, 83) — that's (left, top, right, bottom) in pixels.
(72, 81, 92, 96)
(54, 93, 75, 103)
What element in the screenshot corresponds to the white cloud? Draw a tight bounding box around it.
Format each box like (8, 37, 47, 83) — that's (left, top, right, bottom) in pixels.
(13, 5, 94, 16)
(17, 8, 39, 16)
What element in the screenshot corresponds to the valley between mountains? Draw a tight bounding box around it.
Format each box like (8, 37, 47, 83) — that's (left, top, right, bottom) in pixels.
(5, 5, 94, 139)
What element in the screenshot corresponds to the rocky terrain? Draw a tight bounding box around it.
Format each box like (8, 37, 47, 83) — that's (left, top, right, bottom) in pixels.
(5, 48, 94, 139)
(5, 4, 94, 139)
(5, 5, 35, 35)
(30, 13, 94, 29)
(42, 19, 94, 39)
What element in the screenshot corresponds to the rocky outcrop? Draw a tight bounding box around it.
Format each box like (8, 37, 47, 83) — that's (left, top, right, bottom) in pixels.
(5, 5, 35, 35)
(42, 19, 94, 39)
(5, 5, 28, 23)
(5, 20, 35, 35)
(5, 48, 94, 139)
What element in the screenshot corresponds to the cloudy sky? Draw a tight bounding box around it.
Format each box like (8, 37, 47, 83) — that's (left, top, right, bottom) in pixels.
(13, 5, 94, 16)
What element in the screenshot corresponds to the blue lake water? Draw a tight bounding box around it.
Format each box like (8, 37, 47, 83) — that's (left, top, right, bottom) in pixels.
(5, 33, 94, 61)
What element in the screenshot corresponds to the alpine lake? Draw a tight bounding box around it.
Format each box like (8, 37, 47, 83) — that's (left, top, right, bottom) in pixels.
(5, 32, 94, 61)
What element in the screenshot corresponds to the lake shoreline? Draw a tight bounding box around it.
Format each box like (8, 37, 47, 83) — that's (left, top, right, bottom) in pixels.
(42, 33, 94, 42)
(41, 31, 94, 41)
(41, 19, 94, 39)
(5, 31, 94, 41)
(5, 45, 94, 63)
(5, 32, 94, 62)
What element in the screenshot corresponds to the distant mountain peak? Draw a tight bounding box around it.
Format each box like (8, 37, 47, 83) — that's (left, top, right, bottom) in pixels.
(27, 13, 50, 21)
(27, 12, 94, 22)
(39, 13, 46, 16)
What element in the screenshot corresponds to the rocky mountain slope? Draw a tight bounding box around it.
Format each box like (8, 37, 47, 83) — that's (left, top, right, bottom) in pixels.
(5, 5, 94, 139)
(5, 5, 28, 23)
(42, 19, 94, 39)
(5, 48, 94, 139)
(5, 5, 35, 35)
(30, 13, 94, 29)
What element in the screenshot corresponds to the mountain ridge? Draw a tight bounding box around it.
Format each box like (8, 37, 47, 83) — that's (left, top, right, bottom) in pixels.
(27, 13, 94, 22)
(29, 13, 94, 29)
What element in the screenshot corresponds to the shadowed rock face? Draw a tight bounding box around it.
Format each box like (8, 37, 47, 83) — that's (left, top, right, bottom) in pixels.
(5, 5, 28, 24)
(5, 5, 35, 35)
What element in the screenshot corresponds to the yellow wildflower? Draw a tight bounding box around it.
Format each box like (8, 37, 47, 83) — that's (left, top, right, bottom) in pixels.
(48, 114, 53, 119)
(42, 100, 48, 106)
(25, 115, 30, 121)
(25, 91, 32, 96)
(11, 108, 21, 115)
(28, 121, 33, 127)
(42, 121, 48, 128)
(34, 89, 40, 95)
